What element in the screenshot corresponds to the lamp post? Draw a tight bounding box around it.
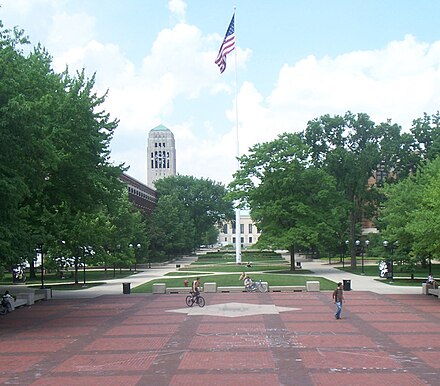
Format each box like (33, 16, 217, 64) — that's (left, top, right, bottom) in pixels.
(343, 240, 349, 268)
(38, 244, 45, 289)
(81, 246, 86, 286)
(129, 243, 141, 271)
(383, 240, 394, 280)
(355, 240, 367, 275)
(355, 240, 360, 271)
(364, 240, 369, 275)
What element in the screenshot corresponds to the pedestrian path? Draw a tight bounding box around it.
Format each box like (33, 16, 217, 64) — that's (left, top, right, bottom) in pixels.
(301, 260, 423, 294)
(50, 255, 198, 299)
(0, 291, 439, 385)
(49, 256, 424, 300)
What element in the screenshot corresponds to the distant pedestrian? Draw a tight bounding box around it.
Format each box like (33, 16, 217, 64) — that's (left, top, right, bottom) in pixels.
(332, 282, 344, 319)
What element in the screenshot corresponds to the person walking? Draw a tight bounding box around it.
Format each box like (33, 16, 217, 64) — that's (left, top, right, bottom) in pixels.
(332, 282, 344, 319)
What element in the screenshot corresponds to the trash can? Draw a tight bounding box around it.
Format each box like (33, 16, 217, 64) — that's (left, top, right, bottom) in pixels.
(343, 279, 351, 291)
(122, 282, 131, 294)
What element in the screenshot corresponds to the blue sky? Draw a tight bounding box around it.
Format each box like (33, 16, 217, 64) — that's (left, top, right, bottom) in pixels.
(2, 0, 440, 185)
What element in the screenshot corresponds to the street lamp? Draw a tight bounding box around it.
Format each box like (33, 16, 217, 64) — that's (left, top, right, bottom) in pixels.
(344, 240, 349, 268)
(37, 244, 45, 289)
(383, 240, 394, 280)
(129, 243, 141, 271)
(355, 240, 361, 273)
(364, 240, 369, 274)
(129, 243, 142, 271)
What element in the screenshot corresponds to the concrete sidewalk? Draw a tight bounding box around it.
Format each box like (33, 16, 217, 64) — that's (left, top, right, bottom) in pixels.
(301, 260, 423, 294)
(47, 256, 425, 300)
(0, 291, 439, 385)
(50, 255, 197, 299)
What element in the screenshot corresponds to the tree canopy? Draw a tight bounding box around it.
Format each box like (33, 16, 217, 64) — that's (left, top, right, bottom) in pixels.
(153, 175, 234, 254)
(0, 21, 146, 278)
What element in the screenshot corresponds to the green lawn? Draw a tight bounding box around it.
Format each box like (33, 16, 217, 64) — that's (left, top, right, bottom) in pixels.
(179, 263, 291, 273)
(132, 273, 336, 293)
(337, 262, 439, 278)
(0, 268, 138, 285)
(28, 282, 105, 290)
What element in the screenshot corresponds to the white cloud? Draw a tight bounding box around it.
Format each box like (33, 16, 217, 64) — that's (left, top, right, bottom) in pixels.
(4, 1, 440, 187)
(168, 0, 186, 22)
(264, 35, 440, 133)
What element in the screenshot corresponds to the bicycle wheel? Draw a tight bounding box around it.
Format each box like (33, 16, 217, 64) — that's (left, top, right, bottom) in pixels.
(196, 296, 205, 307)
(258, 283, 268, 292)
(185, 295, 194, 307)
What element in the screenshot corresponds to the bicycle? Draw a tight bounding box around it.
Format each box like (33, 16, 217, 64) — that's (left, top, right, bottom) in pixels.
(185, 291, 205, 307)
(245, 279, 268, 293)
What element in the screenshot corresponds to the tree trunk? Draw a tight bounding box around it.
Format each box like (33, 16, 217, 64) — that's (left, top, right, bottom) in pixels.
(29, 259, 36, 279)
(74, 256, 79, 284)
(290, 246, 296, 271)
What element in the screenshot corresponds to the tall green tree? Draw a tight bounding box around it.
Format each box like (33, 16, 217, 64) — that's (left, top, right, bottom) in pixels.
(154, 175, 234, 250)
(230, 133, 347, 269)
(379, 157, 440, 266)
(0, 20, 137, 276)
(149, 194, 195, 259)
(303, 112, 382, 267)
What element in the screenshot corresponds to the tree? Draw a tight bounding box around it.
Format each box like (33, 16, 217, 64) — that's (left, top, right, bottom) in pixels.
(149, 194, 195, 258)
(411, 112, 440, 162)
(230, 133, 347, 270)
(154, 175, 234, 250)
(0, 20, 136, 276)
(380, 157, 440, 267)
(303, 112, 382, 267)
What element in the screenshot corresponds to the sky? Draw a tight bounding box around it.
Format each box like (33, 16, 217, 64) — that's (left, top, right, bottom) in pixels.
(2, 0, 440, 186)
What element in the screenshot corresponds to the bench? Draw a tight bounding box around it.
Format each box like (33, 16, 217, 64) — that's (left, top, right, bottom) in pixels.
(13, 298, 27, 308)
(423, 283, 439, 297)
(269, 285, 306, 292)
(428, 288, 440, 297)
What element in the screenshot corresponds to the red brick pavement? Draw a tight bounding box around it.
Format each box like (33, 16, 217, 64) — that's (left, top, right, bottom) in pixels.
(0, 292, 439, 385)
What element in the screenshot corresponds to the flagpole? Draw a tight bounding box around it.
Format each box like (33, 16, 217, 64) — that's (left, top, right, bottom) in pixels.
(233, 7, 241, 265)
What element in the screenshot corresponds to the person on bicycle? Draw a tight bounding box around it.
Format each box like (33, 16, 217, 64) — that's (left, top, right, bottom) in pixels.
(192, 277, 201, 299)
(243, 275, 253, 291)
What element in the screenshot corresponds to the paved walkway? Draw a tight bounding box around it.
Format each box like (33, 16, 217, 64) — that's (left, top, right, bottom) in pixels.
(0, 258, 437, 386)
(301, 260, 423, 294)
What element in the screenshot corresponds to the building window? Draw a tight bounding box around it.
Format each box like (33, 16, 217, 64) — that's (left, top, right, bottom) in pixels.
(248, 224, 253, 233)
(240, 224, 244, 234)
(249, 237, 253, 243)
(223, 224, 228, 234)
(241, 237, 244, 244)
(232, 221, 236, 233)
(232, 237, 236, 244)
(224, 237, 227, 242)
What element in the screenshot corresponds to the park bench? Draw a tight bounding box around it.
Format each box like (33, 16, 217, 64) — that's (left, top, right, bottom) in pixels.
(423, 283, 439, 297)
(428, 287, 440, 297)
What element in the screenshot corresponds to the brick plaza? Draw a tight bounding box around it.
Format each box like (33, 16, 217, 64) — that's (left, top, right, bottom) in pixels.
(0, 291, 439, 385)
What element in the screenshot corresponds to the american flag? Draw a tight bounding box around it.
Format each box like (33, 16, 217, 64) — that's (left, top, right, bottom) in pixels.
(215, 13, 235, 74)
